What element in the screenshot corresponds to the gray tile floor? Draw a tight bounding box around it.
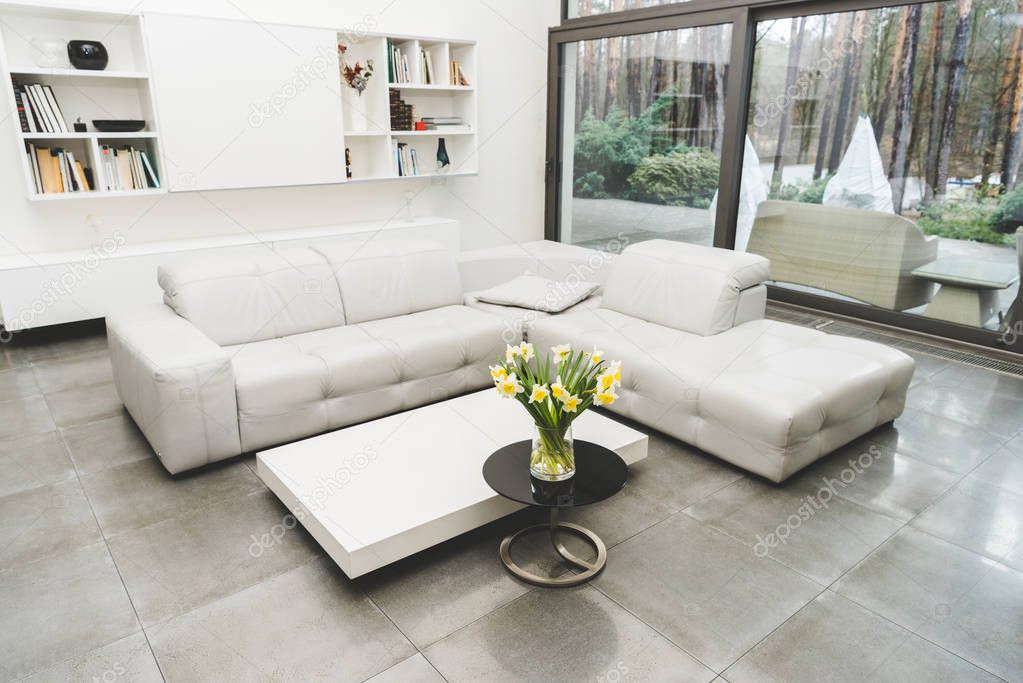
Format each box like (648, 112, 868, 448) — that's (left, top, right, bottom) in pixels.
(1, 321, 1022, 682)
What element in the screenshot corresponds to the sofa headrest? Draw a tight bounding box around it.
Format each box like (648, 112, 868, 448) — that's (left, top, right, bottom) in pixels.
(158, 247, 345, 346)
(601, 239, 770, 336)
(312, 239, 462, 324)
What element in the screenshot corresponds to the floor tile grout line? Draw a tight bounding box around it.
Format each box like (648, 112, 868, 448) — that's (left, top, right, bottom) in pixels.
(358, 591, 450, 683)
(717, 439, 1013, 681)
(586, 579, 727, 676)
(52, 425, 170, 683)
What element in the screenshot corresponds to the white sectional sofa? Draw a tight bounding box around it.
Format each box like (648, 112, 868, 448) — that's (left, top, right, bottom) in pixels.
(108, 237, 914, 482)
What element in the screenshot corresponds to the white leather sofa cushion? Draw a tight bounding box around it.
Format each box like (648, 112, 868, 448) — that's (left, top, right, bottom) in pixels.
(528, 310, 912, 482)
(227, 305, 508, 452)
(473, 273, 600, 312)
(601, 239, 770, 336)
(158, 247, 345, 346)
(314, 239, 462, 324)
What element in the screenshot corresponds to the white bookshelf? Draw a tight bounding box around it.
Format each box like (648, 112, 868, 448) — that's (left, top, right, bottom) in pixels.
(340, 34, 478, 182)
(0, 3, 165, 200)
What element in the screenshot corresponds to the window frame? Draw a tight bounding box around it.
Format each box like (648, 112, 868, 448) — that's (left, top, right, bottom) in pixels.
(547, 0, 1023, 354)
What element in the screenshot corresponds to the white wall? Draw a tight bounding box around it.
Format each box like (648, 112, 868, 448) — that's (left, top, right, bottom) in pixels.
(0, 0, 558, 256)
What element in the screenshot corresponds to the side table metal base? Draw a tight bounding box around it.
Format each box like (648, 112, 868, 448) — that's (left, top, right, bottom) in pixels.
(499, 508, 607, 587)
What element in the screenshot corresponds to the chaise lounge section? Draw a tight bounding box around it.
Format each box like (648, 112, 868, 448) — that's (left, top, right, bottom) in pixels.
(528, 240, 914, 482)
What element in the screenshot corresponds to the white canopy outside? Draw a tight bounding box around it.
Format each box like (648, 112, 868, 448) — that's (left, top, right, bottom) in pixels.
(823, 115, 894, 214)
(710, 135, 767, 252)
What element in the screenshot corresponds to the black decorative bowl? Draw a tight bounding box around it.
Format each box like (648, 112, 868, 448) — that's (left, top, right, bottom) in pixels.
(68, 40, 108, 70)
(92, 120, 146, 132)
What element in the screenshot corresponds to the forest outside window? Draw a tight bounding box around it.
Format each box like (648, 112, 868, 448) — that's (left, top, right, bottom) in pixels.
(743, 1, 1023, 332)
(558, 24, 733, 249)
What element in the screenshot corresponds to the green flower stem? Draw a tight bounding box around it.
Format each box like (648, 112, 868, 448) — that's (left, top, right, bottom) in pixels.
(531, 425, 574, 477)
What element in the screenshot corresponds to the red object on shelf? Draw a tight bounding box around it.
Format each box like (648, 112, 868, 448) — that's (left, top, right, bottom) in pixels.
(415, 121, 426, 131)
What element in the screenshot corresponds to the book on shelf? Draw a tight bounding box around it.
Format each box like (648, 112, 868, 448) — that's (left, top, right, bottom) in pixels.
(12, 80, 70, 134)
(392, 141, 420, 177)
(25, 142, 92, 194)
(420, 116, 469, 132)
(99, 145, 160, 191)
(449, 61, 470, 86)
(421, 49, 434, 85)
(388, 41, 414, 84)
(389, 90, 415, 130)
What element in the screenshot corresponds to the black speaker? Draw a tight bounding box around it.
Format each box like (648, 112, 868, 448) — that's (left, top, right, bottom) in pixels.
(67, 40, 108, 71)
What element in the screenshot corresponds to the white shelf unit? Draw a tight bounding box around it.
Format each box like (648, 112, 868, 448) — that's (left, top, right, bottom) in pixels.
(340, 34, 478, 182)
(0, 4, 165, 200)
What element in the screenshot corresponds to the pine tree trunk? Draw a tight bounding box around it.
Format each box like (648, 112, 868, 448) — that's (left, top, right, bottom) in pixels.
(772, 17, 807, 192)
(923, 3, 946, 200)
(889, 5, 923, 214)
(1003, 0, 1023, 190)
(815, 15, 848, 179)
(829, 13, 861, 173)
(876, 8, 909, 143)
(983, 3, 1021, 185)
(933, 0, 972, 197)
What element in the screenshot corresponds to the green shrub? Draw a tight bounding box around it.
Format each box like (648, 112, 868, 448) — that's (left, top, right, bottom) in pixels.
(991, 185, 1023, 233)
(626, 148, 720, 207)
(573, 107, 648, 196)
(574, 171, 609, 198)
(769, 174, 832, 204)
(917, 200, 1012, 245)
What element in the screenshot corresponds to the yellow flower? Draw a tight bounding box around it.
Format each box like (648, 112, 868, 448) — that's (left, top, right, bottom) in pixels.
(519, 342, 535, 362)
(490, 365, 507, 382)
(496, 373, 524, 398)
(551, 344, 572, 363)
(608, 360, 622, 385)
(594, 389, 617, 406)
(588, 346, 604, 365)
(505, 344, 519, 363)
(550, 376, 566, 399)
(528, 384, 549, 404)
(561, 394, 581, 412)
(597, 371, 616, 391)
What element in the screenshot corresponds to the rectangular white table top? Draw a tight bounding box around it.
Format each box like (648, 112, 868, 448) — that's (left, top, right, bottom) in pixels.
(256, 389, 648, 578)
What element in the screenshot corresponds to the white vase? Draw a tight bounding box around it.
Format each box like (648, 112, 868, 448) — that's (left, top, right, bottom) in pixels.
(346, 93, 367, 132)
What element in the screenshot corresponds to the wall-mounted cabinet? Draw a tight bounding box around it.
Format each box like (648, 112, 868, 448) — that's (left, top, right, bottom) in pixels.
(1, 6, 478, 198)
(0, 4, 164, 199)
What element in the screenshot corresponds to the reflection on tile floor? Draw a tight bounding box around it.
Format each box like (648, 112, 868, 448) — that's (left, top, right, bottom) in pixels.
(0, 319, 1021, 682)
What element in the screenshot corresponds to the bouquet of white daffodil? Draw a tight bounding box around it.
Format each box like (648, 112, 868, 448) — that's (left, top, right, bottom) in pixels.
(491, 342, 622, 481)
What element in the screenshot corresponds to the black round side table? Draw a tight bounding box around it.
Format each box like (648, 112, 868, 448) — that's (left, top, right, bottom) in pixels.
(482, 440, 628, 587)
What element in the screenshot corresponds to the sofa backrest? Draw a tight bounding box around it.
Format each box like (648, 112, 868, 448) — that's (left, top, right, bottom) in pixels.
(602, 239, 770, 336)
(158, 247, 346, 346)
(313, 239, 462, 324)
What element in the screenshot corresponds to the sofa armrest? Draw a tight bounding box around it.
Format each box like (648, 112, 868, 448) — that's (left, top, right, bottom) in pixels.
(107, 305, 242, 474)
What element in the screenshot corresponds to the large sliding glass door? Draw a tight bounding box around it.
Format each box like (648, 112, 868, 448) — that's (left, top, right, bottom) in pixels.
(743, 2, 1022, 336)
(549, 0, 1023, 354)
(550, 11, 744, 251)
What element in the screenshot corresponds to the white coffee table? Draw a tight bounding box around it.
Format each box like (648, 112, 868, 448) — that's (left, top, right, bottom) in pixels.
(256, 389, 648, 578)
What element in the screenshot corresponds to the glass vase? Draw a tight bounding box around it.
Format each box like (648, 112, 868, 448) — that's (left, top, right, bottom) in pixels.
(530, 424, 574, 481)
